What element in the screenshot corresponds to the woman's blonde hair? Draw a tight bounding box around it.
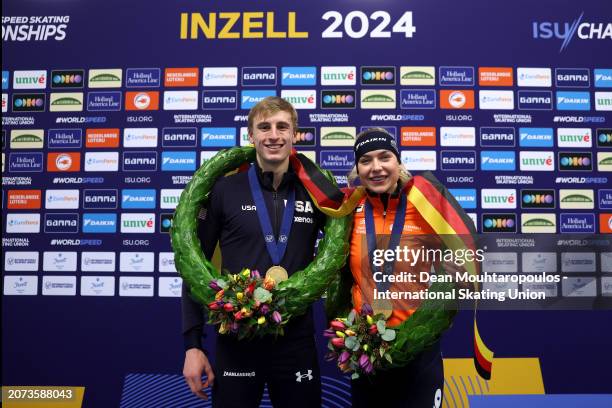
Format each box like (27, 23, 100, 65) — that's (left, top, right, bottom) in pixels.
(347, 127, 412, 187)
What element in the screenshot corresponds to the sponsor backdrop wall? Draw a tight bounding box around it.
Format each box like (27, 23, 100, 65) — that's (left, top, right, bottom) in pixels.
(2, 0, 612, 407)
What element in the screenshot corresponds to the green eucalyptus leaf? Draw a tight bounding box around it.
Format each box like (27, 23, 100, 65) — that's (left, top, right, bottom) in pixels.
(381, 329, 396, 342)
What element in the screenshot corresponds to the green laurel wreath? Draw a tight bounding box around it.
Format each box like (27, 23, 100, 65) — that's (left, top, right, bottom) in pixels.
(171, 146, 352, 328)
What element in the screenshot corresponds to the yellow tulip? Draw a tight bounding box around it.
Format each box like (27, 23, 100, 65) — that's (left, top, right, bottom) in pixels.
(335, 331, 346, 338)
(257, 316, 266, 325)
(236, 292, 244, 301)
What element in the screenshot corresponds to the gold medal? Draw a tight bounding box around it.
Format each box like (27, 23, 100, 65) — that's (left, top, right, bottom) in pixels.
(265, 266, 289, 283)
(374, 298, 394, 319)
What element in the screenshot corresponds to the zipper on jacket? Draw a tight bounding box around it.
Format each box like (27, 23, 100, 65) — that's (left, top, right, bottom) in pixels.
(273, 191, 279, 238)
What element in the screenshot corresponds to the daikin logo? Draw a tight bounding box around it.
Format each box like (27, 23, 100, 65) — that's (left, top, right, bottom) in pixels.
(532, 12, 612, 52)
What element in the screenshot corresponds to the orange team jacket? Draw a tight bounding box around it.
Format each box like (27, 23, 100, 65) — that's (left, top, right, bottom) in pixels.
(349, 188, 442, 327)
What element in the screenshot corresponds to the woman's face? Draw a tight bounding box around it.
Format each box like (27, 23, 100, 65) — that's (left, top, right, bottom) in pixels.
(357, 149, 401, 194)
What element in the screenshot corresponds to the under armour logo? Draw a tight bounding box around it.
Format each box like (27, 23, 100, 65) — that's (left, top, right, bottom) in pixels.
(295, 370, 313, 382)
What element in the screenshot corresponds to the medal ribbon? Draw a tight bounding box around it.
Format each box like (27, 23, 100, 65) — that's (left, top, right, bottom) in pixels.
(247, 165, 296, 266)
(364, 192, 407, 292)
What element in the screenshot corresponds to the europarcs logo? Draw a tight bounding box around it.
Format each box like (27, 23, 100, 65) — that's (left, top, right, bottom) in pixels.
(531, 12, 612, 52)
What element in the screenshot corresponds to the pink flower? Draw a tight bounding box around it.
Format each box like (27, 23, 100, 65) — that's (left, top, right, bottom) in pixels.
(223, 303, 234, 312)
(208, 281, 222, 292)
(330, 320, 346, 331)
(207, 301, 220, 311)
(323, 329, 336, 338)
(368, 324, 378, 335)
(271, 311, 282, 324)
(338, 351, 350, 365)
(259, 304, 270, 315)
(331, 337, 345, 348)
(250, 270, 261, 279)
(360, 303, 373, 316)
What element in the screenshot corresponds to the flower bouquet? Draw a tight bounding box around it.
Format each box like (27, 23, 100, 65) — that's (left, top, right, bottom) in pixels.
(207, 268, 286, 339)
(325, 304, 397, 379)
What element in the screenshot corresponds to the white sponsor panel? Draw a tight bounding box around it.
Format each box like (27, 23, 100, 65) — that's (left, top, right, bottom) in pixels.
(239, 127, 250, 147)
(400, 66, 436, 86)
(561, 252, 596, 273)
(440, 127, 476, 146)
(45, 189, 79, 209)
(522, 282, 557, 297)
(557, 128, 592, 148)
(2, 93, 8, 113)
(202, 67, 238, 86)
(84, 152, 119, 171)
(482, 280, 518, 296)
(522, 252, 557, 273)
(602, 252, 612, 273)
(119, 252, 155, 272)
(163, 90, 198, 110)
(320, 127, 357, 147)
(478, 90, 514, 110)
(482, 252, 518, 273)
(43, 251, 77, 271)
(160, 189, 183, 209)
(81, 252, 116, 272)
(159, 277, 183, 297)
(158, 252, 177, 273)
(517, 67, 552, 87)
(401, 150, 436, 170)
(4, 276, 38, 295)
(200, 150, 219, 166)
(481, 189, 517, 209)
(320, 66, 357, 85)
(80, 276, 115, 296)
(42, 276, 77, 296)
(299, 150, 316, 163)
(280, 90, 316, 109)
(119, 276, 154, 297)
(521, 213, 556, 233)
(467, 213, 477, 229)
(519, 151, 555, 171)
(13, 70, 47, 89)
(602, 276, 612, 296)
(595, 92, 612, 111)
(559, 189, 594, 209)
(6, 213, 41, 233)
(123, 128, 158, 148)
(562, 277, 596, 297)
(4, 251, 39, 271)
(88, 69, 123, 88)
(120, 213, 156, 233)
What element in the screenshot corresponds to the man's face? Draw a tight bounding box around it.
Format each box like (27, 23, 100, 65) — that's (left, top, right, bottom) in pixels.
(249, 110, 295, 166)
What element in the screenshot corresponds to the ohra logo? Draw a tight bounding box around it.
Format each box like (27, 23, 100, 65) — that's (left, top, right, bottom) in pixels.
(482, 214, 517, 232)
(13, 95, 45, 111)
(295, 370, 313, 382)
(521, 191, 555, 208)
(51, 71, 84, 87)
(559, 153, 592, 171)
(360, 66, 395, 85)
(321, 91, 355, 108)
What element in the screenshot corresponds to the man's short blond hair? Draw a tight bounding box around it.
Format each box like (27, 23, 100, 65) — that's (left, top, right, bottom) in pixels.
(247, 96, 298, 134)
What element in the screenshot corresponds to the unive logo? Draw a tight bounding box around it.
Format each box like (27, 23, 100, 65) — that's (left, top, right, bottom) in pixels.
(320, 66, 356, 86)
(164, 67, 199, 87)
(319, 150, 355, 171)
(596, 152, 612, 172)
(83, 189, 118, 210)
(44, 213, 79, 233)
(400, 127, 436, 147)
(557, 128, 592, 148)
(8, 152, 44, 172)
(559, 189, 594, 209)
(82, 213, 117, 233)
(517, 67, 552, 87)
(122, 151, 158, 172)
(480, 151, 516, 171)
(88, 69, 122, 88)
(399, 66, 435, 86)
(360, 66, 395, 85)
(558, 152, 592, 171)
(125, 91, 160, 111)
(12, 93, 45, 112)
(202, 67, 238, 87)
(440, 151, 476, 171)
(519, 128, 554, 147)
(10, 129, 44, 149)
(560, 213, 596, 233)
(321, 90, 356, 108)
(45, 189, 79, 209)
(438, 67, 474, 86)
(294, 127, 316, 146)
(161, 151, 197, 171)
(242, 67, 277, 86)
(201, 90, 237, 110)
(241, 90, 276, 109)
(3, 93, 8, 112)
(400, 150, 437, 171)
(201, 127, 235, 147)
(598, 189, 612, 210)
(47, 152, 81, 172)
(163, 90, 199, 110)
(521, 213, 556, 233)
(120, 213, 156, 234)
(121, 189, 156, 209)
(320, 127, 356, 147)
(482, 214, 517, 233)
(160, 189, 183, 210)
(439, 90, 475, 109)
(51, 70, 84, 89)
(86, 91, 122, 111)
(597, 128, 612, 148)
(13, 70, 47, 89)
(360, 90, 396, 109)
(478, 67, 513, 86)
(521, 190, 555, 209)
(123, 128, 158, 148)
(481, 189, 517, 209)
(86, 128, 120, 148)
(479, 90, 514, 110)
(281, 67, 316, 86)
(49, 92, 83, 112)
(555, 68, 590, 87)
(520, 151, 555, 171)
(126, 68, 161, 88)
(48, 129, 82, 149)
(556, 91, 590, 110)
(399, 89, 436, 109)
(440, 127, 475, 147)
(480, 127, 515, 147)
(162, 127, 197, 147)
(594, 69, 612, 88)
(532, 13, 612, 52)
(448, 189, 477, 209)
(518, 90, 553, 110)
(595, 91, 612, 111)
(7, 190, 42, 210)
(280, 90, 316, 109)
